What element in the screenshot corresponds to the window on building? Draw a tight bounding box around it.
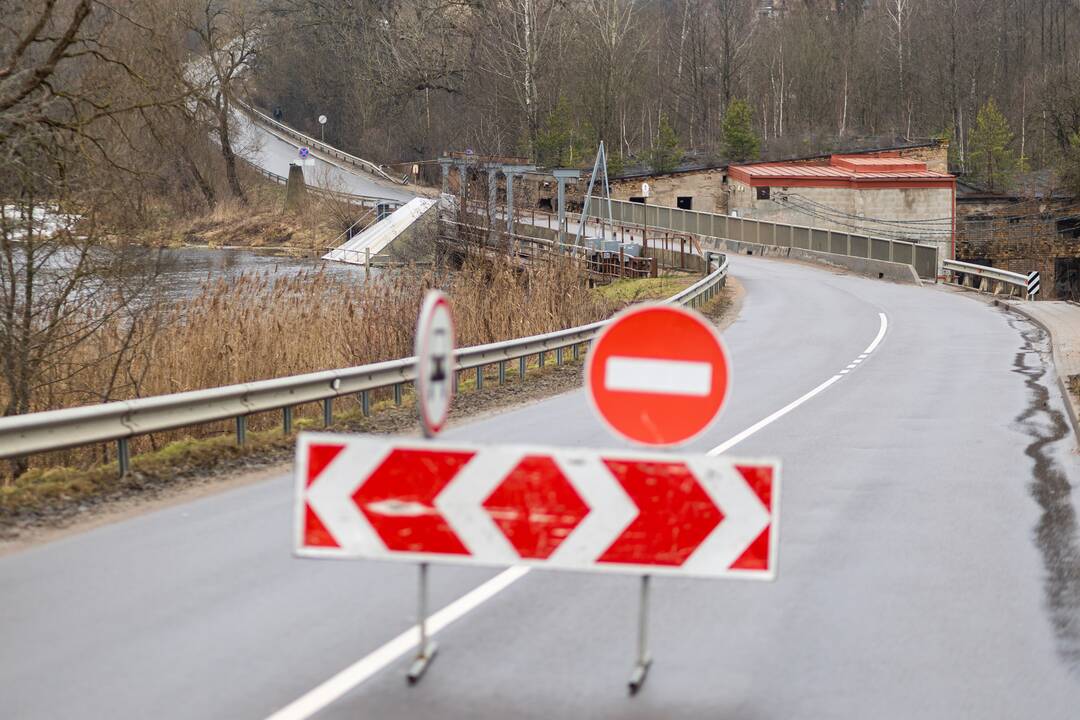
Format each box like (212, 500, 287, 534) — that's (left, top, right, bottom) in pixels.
(1058, 218, 1080, 240)
(1056, 258, 1080, 301)
(677, 196, 693, 209)
(756, 186, 771, 200)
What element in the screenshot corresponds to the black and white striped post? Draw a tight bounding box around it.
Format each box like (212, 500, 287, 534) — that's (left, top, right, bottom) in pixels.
(1027, 271, 1041, 300)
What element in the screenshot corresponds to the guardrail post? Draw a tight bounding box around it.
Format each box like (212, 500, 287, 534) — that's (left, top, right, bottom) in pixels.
(476, 366, 484, 390)
(117, 438, 130, 478)
(323, 398, 333, 427)
(539, 351, 546, 369)
(573, 343, 580, 361)
(236, 416, 247, 446)
(394, 383, 403, 407)
(453, 371, 459, 394)
(519, 356, 527, 381)
(498, 361, 506, 385)
(361, 391, 371, 417)
(283, 407, 292, 434)
(556, 347, 564, 366)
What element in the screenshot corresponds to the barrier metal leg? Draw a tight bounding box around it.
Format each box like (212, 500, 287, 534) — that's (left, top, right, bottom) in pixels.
(407, 563, 438, 684)
(628, 575, 652, 695)
(236, 415, 247, 446)
(394, 383, 403, 407)
(323, 398, 333, 427)
(519, 356, 526, 381)
(283, 406, 292, 434)
(117, 438, 130, 478)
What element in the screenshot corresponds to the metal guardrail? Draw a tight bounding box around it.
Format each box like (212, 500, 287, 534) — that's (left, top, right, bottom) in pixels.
(0, 256, 728, 469)
(943, 258, 1031, 298)
(237, 100, 407, 186)
(585, 198, 940, 280)
(252, 165, 404, 211)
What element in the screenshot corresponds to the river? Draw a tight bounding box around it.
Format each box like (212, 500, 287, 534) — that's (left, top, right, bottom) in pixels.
(127, 246, 375, 301)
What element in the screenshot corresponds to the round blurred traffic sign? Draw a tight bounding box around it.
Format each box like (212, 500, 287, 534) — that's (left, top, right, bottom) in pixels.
(641, 182, 651, 197)
(299, 147, 310, 159)
(586, 304, 729, 446)
(415, 291, 455, 437)
(318, 115, 327, 125)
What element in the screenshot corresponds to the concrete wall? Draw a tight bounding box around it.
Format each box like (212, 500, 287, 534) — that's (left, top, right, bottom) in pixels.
(607, 168, 727, 213)
(728, 179, 954, 270)
(957, 198, 1080, 299)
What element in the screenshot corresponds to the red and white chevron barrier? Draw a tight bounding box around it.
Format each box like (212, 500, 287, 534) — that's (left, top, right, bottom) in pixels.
(295, 433, 780, 580)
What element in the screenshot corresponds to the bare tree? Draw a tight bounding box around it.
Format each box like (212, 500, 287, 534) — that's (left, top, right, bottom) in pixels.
(478, 0, 560, 155)
(184, 0, 262, 204)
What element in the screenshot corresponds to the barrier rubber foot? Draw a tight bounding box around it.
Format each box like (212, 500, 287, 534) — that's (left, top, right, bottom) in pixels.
(628, 656, 652, 695)
(406, 641, 439, 685)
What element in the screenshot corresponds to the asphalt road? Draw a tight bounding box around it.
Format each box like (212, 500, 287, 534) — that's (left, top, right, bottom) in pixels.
(231, 108, 416, 203)
(3, 256, 1080, 718)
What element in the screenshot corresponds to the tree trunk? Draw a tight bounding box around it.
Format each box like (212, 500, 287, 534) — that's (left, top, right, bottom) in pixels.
(217, 98, 246, 204)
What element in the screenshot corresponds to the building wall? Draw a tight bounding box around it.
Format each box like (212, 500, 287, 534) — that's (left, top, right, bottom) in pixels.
(957, 199, 1080, 300)
(727, 178, 955, 269)
(606, 169, 727, 212)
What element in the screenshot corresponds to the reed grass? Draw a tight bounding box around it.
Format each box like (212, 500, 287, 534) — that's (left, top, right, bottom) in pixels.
(20, 253, 620, 474)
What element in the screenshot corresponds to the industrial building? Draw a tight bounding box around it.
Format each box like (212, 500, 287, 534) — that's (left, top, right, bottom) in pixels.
(726, 154, 957, 268)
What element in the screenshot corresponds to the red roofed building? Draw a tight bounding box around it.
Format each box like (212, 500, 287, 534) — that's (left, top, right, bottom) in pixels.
(728, 153, 957, 274)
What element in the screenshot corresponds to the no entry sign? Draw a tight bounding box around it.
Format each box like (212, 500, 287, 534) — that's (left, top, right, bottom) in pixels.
(586, 304, 730, 446)
(415, 291, 454, 436)
(294, 433, 779, 579)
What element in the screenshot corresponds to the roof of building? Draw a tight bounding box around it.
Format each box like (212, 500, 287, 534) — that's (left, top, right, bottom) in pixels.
(611, 138, 947, 181)
(728, 154, 955, 189)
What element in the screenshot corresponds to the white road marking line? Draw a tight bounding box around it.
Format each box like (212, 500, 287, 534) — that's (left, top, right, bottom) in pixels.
(267, 310, 890, 720)
(863, 313, 888, 354)
(266, 567, 529, 720)
(708, 312, 887, 456)
(604, 356, 712, 396)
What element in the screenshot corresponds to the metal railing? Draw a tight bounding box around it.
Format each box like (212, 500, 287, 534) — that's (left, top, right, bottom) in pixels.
(0, 256, 728, 471)
(584, 198, 940, 280)
(237, 100, 407, 186)
(943, 259, 1031, 298)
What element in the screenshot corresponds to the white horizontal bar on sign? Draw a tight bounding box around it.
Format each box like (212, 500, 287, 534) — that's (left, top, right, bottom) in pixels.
(604, 356, 712, 397)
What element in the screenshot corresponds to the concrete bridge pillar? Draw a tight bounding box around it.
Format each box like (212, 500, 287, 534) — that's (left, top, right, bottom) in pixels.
(438, 158, 452, 195)
(552, 169, 582, 248)
(456, 161, 468, 209)
(283, 163, 307, 213)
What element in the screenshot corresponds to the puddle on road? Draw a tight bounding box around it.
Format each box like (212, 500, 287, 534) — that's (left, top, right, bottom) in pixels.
(1008, 313, 1080, 671)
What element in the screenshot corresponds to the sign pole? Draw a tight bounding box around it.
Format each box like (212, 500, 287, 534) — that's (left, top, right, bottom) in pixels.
(406, 290, 455, 684)
(629, 574, 653, 694)
(407, 562, 438, 684)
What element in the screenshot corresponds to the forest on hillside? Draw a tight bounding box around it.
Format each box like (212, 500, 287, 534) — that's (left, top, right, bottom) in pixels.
(254, 0, 1080, 189)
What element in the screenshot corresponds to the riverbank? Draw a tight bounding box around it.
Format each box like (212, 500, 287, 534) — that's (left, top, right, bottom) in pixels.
(136, 180, 353, 251)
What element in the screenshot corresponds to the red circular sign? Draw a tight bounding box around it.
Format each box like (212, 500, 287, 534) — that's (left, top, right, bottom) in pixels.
(586, 304, 730, 446)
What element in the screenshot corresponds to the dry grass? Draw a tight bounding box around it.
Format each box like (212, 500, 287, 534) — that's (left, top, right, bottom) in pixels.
(139, 178, 362, 250)
(21, 252, 619, 474)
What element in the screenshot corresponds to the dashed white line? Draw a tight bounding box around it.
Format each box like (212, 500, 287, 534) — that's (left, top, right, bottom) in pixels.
(266, 311, 890, 720)
(708, 312, 887, 456)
